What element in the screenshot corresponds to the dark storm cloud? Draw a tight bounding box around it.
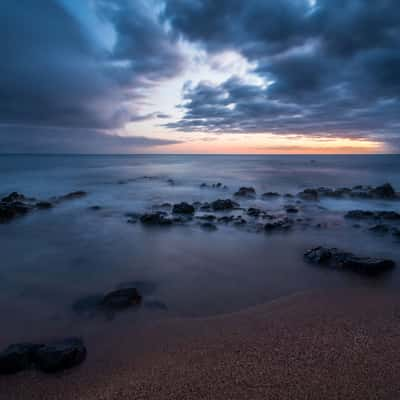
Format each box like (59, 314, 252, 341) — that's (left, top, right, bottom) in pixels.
(0, 0, 184, 150)
(0, 125, 180, 154)
(164, 0, 400, 149)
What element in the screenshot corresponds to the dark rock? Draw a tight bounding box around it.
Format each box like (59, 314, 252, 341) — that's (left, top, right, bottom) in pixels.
(211, 199, 238, 211)
(284, 193, 294, 198)
(196, 214, 216, 221)
(264, 218, 292, 232)
(167, 179, 175, 185)
(172, 202, 195, 214)
(1, 192, 26, 203)
(36, 201, 53, 209)
(345, 210, 375, 219)
(60, 191, 87, 200)
(100, 288, 142, 309)
(377, 211, 400, 220)
(0, 201, 33, 222)
(234, 187, 256, 197)
(0, 343, 40, 374)
(200, 183, 208, 188)
(140, 212, 173, 226)
(33, 338, 86, 373)
(298, 189, 319, 201)
(304, 246, 395, 275)
(369, 183, 396, 199)
(218, 215, 235, 223)
(262, 192, 280, 197)
(369, 224, 391, 234)
(247, 207, 262, 217)
(285, 206, 299, 213)
(200, 202, 211, 211)
(89, 205, 102, 211)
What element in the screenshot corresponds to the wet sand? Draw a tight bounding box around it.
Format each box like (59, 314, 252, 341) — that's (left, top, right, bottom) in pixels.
(1, 288, 400, 400)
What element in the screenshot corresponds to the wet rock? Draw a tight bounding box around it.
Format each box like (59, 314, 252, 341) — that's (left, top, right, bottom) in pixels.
(167, 179, 175, 185)
(284, 193, 294, 198)
(298, 189, 319, 201)
(196, 214, 216, 221)
(0, 343, 40, 374)
(200, 202, 211, 211)
(233, 216, 247, 226)
(285, 206, 299, 213)
(345, 210, 375, 219)
(234, 187, 256, 197)
(211, 199, 239, 211)
(140, 212, 173, 226)
(59, 191, 87, 200)
(36, 201, 53, 209)
(200, 222, 217, 231)
(89, 205, 102, 211)
(218, 215, 235, 223)
(1, 192, 26, 203)
(100, 288, 142, 310)
(33, 338, 86, 373)
(172, 202, 195, 214)
(0, 201, 33, 222)
(369, 224, 390, 234)
(264, 218, 292, 232)
(262, 192, 280, 198)
(345, 210, 400, 220)
(304, 246, 395, 275)
(369, 183, 396, 199)
(247, 207, 262, 217)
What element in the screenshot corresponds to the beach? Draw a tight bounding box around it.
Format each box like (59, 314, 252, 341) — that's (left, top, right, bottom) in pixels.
(1, 288, 400, 399)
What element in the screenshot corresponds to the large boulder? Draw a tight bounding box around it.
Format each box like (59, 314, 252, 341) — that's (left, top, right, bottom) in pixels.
(304, 246, 395, 275)
(1, 192, 26, 203)
(172, 202, 195, 214)
(298, 189, 319, 201)
(369, 183, 396, 199)
(33, 338, 86, 373)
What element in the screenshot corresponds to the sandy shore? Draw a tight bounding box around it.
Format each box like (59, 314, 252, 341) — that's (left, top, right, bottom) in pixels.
(1, 288, 400, 400)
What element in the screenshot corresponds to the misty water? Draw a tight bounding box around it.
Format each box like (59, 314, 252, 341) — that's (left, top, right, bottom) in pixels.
(1, 154, 400, 344)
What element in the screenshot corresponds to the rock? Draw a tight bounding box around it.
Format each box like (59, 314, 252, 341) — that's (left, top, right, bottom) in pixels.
(369, 224, 391, 234)
(369, 183, 396, 199)
(100, 288, 142, 309)
(298, 189, 319, 201)
(234, 187, 256, 197)
(196, 214, 216, 221)
(0, 343, 40, 374)
(345, 210, 400, 220)
(172, 202, 195, 214)
(284, 193, 294, 198)
(304, 246, 395, 275)
(211, 199, 238, 211)
(264, 218, 292, 232)
(60, 191, 87, 200)
(140, 212, 173, 225)
(167, 179, 175, 185)
(89, 205, 102, 211)
(33, 338, 86, 373)
(200, 202, 211, 211)
(36, 201, 53, 209)
(285, 206, 299, 213)
(200, 222, 217, 231)
(345, 210, 375, 219)
(262, 192, 280, 198)
(247, 207, 262, 217)
(0, 201, 33, 222)
(200, 183, 208, 188)
(1, 192, 26, 203)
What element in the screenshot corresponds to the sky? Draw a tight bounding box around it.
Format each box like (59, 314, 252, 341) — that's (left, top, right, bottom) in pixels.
(0, 0, 399, 154)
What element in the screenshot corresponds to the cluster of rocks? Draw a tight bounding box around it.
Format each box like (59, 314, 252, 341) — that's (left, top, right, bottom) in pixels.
(234, 187, 256, 198)
(0, 191, 88, 223)
(345, 210, 400, 220)
(200, 182, 228, 189)
(298, 183, 399, 201)
(304, 246, 395, 275)
(0, 337, 86, 374)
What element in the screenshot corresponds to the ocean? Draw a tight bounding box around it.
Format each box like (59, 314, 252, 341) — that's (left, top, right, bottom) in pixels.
(1, 154, 400, 344)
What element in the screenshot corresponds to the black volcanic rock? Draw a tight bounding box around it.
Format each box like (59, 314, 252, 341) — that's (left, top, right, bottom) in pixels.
(172, 202, 195, 214)
(33, 338, 86, 373)
(304, 246, 395, 275)
(211, 199, 238, 211)
(234, 187, 256, 197)
(140, 212, 173, 225)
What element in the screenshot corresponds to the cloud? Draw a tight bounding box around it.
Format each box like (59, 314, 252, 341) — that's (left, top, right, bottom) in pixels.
(163, 0, 400, 145)
(0, 0, 184, 151)
(0, 125, 180, 154)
